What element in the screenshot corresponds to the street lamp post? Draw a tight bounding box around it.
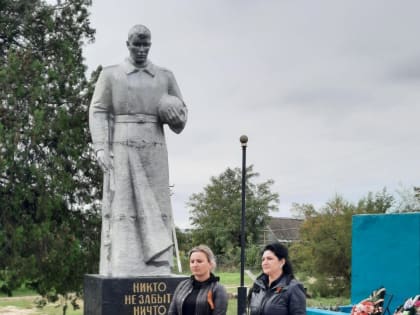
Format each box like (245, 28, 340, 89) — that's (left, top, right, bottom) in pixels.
(237, 135, 248, 315)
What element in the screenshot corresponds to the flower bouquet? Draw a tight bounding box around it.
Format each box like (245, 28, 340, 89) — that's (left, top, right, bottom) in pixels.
(351, 287, 386, 315)
(394, 295, 420, 315)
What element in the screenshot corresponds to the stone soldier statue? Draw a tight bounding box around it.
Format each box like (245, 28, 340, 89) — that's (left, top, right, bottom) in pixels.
(89, 24, 187, 277)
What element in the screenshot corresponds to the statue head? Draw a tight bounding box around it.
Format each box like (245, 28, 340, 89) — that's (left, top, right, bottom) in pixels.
(126, 24, 152, 67)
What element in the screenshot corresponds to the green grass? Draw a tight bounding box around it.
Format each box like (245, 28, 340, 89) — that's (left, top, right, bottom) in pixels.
(0, 297, 83, 315)
(228, 299, 238, 315)
(0, 298, 35, 309)
(0, 287, 37, 298)
(217, 271, 254, 294)
(218, 271, 254, 285)
(307, 297, 351, 309)
(40, 304, 83, 315)
(217, 271, 252, 314)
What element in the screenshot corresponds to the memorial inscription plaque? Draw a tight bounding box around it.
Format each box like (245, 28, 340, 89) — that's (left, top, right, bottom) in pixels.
(84, 275, 188, 315)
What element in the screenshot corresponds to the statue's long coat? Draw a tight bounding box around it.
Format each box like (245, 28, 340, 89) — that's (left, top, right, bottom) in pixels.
(89, 58, 186, 276)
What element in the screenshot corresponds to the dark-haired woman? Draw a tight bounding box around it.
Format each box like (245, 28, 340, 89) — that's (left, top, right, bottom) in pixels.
(248, 242, 306, 315)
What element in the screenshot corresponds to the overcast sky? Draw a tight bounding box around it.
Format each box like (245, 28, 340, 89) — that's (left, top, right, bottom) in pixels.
(83, 1, 420, 228)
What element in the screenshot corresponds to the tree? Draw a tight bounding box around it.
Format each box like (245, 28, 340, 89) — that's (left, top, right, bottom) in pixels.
(175, 227, 193, 254)
(415, 187, 420, 200)
(0, 0, 101, 311)
(174, 227, 193, 272)
(391, 185, 420, 213)
(356, 188, 394, 214)
(187, 165, 279, 265)
(290, 190, 393, 297)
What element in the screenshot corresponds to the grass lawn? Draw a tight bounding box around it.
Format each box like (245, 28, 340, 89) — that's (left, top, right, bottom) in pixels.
(218, 271, 253, 314)
(0, 298, 34, 309)
(307, 296, 351, 309)
(0, 295, 83, 315)
(218, 271, 254, 293)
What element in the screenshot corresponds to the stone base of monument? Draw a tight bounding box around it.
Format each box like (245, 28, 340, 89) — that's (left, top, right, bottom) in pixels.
(84, 274, 188, 315)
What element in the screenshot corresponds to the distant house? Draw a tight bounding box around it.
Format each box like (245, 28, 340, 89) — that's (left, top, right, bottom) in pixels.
(261, 217, 303, 244)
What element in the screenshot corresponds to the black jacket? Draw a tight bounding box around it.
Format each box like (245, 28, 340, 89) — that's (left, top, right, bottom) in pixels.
(168, 274, 228, 315)
(248, 273, 306, 315)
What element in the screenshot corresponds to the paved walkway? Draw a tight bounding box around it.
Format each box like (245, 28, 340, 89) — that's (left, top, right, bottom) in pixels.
(245, 269, 257, 281)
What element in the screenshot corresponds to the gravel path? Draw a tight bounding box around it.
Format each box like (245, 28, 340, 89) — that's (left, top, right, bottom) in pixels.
(0, 296, 39, 315)
(0, 306, 37, 315)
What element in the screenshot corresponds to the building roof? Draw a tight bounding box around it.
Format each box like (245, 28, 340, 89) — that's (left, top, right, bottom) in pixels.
(266, 217, 303, 242)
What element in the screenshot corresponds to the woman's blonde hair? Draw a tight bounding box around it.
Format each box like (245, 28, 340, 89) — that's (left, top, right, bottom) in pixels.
(188, 244, 217, 271)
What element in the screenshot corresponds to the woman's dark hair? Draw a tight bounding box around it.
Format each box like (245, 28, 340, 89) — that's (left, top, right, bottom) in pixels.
(262, 242, 295, 278)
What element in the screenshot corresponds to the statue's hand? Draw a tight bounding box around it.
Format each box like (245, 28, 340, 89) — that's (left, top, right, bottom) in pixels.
(165, 106, 186, 125)
(158, 94, 187, 127)
(96, 150, 110, 172)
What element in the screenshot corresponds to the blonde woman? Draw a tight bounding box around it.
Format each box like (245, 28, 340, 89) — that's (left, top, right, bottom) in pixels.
(168, 245, 228, 315)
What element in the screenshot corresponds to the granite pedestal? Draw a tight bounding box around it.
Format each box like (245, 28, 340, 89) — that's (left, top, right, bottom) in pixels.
(84, 274, 188, 315)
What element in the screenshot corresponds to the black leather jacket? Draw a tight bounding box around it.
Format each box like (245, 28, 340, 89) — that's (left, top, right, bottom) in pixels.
(168, 274, 228, 315)
(248, 273, 306, 315)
